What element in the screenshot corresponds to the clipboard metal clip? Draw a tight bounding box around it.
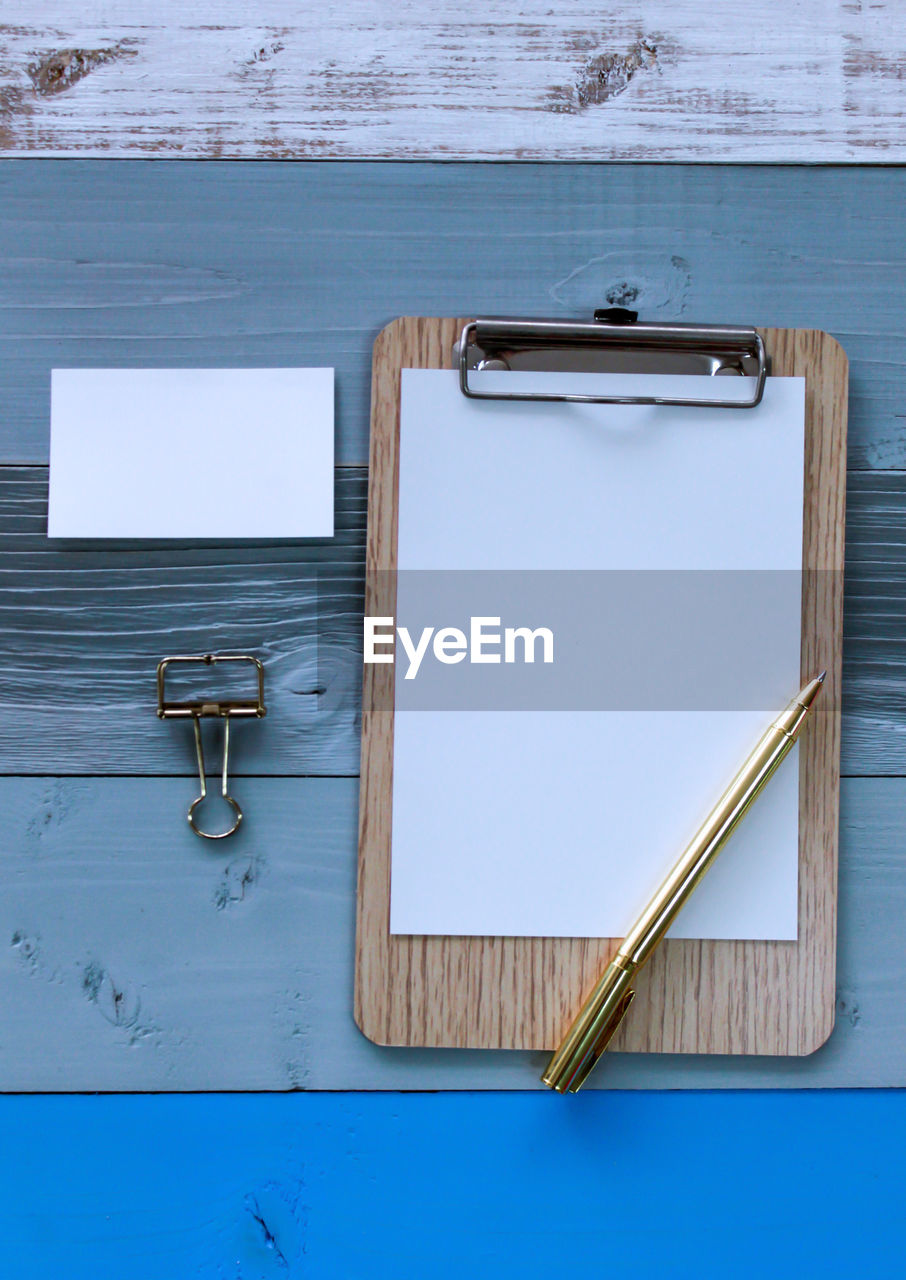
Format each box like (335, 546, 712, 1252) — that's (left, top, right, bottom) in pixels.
(156, 653, 266, 841)
(456, 309, 767, 408)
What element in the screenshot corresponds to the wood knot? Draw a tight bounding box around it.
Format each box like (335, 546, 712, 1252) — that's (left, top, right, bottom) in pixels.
(27, 44, 135, 97)
(548, 36, 660, 114)
(577, 39, 658, 108)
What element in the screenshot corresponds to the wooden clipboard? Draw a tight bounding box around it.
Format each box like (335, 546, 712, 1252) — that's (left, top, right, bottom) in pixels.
(355, 317, 847, 1056)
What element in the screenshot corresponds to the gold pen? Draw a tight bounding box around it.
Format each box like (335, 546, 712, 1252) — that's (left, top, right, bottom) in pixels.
(542, 673, 826, 1094)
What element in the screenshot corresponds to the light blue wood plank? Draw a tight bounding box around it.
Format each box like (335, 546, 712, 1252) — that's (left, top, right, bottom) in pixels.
(1, 774, 902, 1090)
(1, 160, 905, 466)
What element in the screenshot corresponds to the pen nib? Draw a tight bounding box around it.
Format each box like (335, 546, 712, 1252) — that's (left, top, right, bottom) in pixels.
(797, 673, 826, 711)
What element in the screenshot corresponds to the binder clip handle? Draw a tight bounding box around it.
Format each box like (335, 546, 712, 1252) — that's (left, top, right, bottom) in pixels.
(156, 654, 266, 841)
(187, 711, 243, 840)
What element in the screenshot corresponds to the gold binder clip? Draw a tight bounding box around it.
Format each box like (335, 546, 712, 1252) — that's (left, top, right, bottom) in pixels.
(156, 654, 266, 840)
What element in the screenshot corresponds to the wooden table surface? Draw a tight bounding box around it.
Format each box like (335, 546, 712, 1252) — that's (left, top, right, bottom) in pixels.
(0, 159, 904, 1091)
(1, 11, 905, 1267)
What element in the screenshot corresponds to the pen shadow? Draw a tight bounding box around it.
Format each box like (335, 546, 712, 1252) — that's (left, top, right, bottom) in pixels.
(523, 1058, 667, 1151)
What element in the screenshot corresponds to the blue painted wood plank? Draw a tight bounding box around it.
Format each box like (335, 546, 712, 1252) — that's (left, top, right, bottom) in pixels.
(0, 465, 365, 775)
(0, 464, 901, 776)
(1, 1091, 905, 1278)
(1, 160, 905, 467)
(1, 775, 904, 1090)
(843, 469, 906, 774)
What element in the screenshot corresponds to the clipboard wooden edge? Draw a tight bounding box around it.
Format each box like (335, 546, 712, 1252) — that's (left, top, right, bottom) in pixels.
(355, 317, 847, 1057)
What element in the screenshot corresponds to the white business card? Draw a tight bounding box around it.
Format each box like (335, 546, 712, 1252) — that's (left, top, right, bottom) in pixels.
(48, 367, 334, 538)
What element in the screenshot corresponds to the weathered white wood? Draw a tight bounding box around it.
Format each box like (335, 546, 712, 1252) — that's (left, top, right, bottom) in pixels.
(0, 2, 904, 160)
(0, 775, 903, 1090)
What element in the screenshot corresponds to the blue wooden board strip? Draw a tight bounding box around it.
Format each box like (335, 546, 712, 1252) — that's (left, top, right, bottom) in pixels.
(0, 465, 901, 776)
(842, 469, 906, 775)
(2, 775, 903, 1090)
(2, 1091, 905, 1278)
(0, 465, 365, 776)
(1, 160, 905, 468)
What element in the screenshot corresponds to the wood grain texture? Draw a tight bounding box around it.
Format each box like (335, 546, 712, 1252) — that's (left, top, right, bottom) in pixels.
(3, 161, 906, 467)
(0, 467, 365, 776)
(355, 321, 847, 1055)
(844, 469, 906, 776)
(0, 463, 899, 778)
(0, 3, 904, 160)
(0, 777, 358, 1092)
(2, 775, 904, 1091)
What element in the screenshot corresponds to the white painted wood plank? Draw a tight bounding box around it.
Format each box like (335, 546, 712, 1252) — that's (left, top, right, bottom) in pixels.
(0, 2, 904, 160)
(0, 776, 903, 1090)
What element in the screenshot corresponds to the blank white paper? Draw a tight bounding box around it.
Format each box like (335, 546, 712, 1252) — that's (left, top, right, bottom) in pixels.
(390, 370, 805, 940)
(48, 368, 334, 538)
